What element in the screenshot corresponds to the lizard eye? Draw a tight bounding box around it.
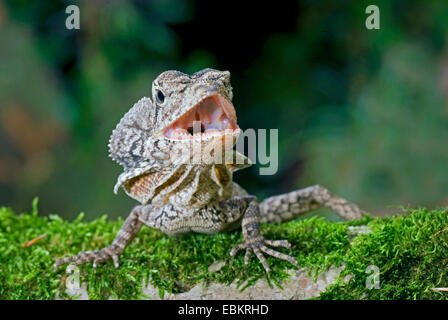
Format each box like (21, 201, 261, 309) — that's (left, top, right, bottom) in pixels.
(156, 90, 165, 104)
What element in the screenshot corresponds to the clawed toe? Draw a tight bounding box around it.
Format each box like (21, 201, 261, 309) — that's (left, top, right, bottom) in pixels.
(112, 255, 120, 268)
(53, 246, 121, 273)
(260, 245, 298, 267)
(230, 238, 298, 273)
(264, 239, 291, 249)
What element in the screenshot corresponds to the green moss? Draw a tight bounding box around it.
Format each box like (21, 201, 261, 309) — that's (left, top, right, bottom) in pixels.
(1, 198, 448, 299)
(320, 207, 448, 299)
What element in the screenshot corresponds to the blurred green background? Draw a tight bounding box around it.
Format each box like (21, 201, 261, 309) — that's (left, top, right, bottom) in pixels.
(1, 0, 448, 221)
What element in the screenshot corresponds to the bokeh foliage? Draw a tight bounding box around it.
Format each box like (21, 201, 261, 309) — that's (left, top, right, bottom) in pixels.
(1, 0, 448, 219)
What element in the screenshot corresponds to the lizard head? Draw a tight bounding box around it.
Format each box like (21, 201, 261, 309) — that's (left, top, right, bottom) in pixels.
(109, 68, 250, 206)
(152, 68, 238, 142)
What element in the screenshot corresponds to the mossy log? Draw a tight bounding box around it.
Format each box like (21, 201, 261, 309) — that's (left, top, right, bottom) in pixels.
(1, 198, 448, 300)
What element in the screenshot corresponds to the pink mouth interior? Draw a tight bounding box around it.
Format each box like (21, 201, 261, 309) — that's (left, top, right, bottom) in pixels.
(163, 95, 238, 140)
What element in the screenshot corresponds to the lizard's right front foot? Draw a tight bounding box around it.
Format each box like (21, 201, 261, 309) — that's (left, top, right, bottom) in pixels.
(54, 246, 121, 273)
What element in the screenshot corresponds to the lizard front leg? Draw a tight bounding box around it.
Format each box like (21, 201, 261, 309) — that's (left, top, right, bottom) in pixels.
(229, 196, 298, 273)
(54, 205, 144, 272)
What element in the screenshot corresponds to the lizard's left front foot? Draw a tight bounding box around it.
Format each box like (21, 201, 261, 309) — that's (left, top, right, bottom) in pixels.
(230, 237, 298, 273)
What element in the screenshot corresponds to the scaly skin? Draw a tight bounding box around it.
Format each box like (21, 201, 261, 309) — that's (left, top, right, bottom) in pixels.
(54, 69, 364, 273)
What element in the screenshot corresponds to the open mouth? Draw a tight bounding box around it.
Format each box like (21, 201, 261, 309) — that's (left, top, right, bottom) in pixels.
(162, 94, 238, 140)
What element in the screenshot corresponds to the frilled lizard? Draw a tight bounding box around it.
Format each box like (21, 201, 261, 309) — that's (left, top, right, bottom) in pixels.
(54, 68, 364, 273)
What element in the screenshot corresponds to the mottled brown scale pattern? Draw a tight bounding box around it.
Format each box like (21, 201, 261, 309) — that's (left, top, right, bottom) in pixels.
(123, 171, 164, 204)
(54, 69, 365, 274)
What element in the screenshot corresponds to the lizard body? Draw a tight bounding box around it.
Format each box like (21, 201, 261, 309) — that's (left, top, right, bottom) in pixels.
(55, 68, 364, 273)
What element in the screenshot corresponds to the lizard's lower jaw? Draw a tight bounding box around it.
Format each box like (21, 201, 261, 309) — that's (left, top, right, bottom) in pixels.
(162, 94, 239, 141)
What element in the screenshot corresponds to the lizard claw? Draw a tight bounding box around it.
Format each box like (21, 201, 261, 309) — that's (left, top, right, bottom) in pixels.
(230, 238, 298, 273)
(54, 246, 121, 273)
